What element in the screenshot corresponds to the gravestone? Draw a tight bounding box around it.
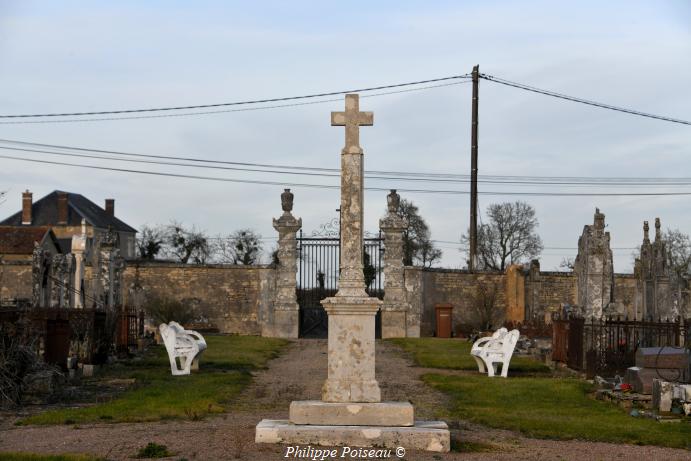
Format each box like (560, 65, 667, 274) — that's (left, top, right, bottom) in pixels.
(255, 94, 450, 452)
(634, 219, 674, 319)
(573, 208, 613, 319)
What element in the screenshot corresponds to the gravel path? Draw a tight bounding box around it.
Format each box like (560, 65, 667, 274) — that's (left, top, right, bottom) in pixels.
(0, 339, 688, 461)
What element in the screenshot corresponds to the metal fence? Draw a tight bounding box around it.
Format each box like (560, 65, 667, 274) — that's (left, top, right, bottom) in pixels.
(552, 315, 689, 377)
(296, 231, 383, 338)
(1, 304, 143, 368)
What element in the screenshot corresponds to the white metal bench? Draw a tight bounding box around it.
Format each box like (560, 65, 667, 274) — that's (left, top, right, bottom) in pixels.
(470, 328, 519, 378)
(159, 321, 207, 376)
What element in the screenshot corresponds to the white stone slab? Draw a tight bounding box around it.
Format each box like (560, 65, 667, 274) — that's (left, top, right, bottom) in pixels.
(290, 400, 414, 427)
(255, 419, 450, 452)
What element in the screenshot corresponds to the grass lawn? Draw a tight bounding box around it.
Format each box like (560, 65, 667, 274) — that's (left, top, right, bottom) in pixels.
(0, 454, 103, 461)
(19, 335, 287, 426)
(389, 338, 551, 373)
(391, 338, 690, 449)
(425, 374, 690, 449)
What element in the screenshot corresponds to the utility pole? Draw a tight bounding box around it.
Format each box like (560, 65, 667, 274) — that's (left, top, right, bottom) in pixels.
(469, 64, 479, 272)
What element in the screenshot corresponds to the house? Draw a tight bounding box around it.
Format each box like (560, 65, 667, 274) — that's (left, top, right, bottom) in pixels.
(0, 226, 62, 261)
(0, 190, 137, 258)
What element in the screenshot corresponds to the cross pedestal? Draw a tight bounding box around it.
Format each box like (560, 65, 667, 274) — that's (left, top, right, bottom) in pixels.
(255, 94, 450, 453)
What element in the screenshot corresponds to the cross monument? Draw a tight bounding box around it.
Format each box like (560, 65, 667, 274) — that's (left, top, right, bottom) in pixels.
(255, 94, 450, 452)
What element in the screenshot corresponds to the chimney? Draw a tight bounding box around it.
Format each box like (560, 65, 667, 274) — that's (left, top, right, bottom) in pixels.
(105, 199, 115, 217)
(21, 190, 32, 225)
(57, 192, 68, 225)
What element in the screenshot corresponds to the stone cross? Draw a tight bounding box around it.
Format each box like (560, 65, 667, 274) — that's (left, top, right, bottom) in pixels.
(255, 93, 450, 453)
(331, 93, 373, 155)
(329, 94, 373, 298)
(321, 93, 382, 402)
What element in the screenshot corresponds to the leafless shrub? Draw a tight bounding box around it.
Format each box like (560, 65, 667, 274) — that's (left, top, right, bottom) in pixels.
(143, 295, 195, 326)
(0, 328, 62, 407)
(469, 282, 504, 332)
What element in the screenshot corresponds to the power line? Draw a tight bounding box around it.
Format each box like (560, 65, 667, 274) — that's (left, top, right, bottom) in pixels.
(4, 138, 691, 186)
(8, 145, 691, 187)
(6, 154, 691, 197)
(480, 74, 691, 126)
(0, 81, 471, 125)
(0, 75, 471, 119)
(433, 240, 637, 250)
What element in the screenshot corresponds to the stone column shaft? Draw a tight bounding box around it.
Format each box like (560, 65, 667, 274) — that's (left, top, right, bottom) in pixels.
(380, 194, 408, 338)
(337, 150, 367, 297)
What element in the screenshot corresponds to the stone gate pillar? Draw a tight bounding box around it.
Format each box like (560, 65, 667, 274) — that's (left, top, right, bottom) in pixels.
(267, 188, 302, 338)
(379, 189, 409, 338)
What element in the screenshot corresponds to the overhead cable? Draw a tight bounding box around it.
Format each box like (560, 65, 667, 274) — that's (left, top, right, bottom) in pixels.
(480, 74, 691, 126)
(0, 75, 471, 119)
(5, 154, 691, 197)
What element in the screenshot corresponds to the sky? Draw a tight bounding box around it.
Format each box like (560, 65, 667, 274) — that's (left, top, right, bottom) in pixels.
(0, 1, 690, 271)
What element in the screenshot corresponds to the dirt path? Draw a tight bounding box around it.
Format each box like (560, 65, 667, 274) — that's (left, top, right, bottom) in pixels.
(1, 340, 689, 461)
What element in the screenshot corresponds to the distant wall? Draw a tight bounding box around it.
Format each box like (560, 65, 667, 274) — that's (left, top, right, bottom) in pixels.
(525, 271, 578, 320)
(406, 267, 636, 337)
(1, 257, 639, 337)
(121, 261, 275, 335)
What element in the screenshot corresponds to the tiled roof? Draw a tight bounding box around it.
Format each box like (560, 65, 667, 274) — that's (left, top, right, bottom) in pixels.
(0, 226, 55, 255)
(0, 190, 137, 233)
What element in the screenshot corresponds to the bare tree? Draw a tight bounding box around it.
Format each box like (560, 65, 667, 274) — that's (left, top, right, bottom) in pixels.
(559, 257, 575, 271)
(461, 201, 543, 271)
(631, 228, 691, 277)
(662, 229, 691, 277)
(136, 224, 166, 260)
(218, 229, 263, 265)
(164, 221, 211, 264)
(469, 282, 503, 331)
(394, 199, 442, 267)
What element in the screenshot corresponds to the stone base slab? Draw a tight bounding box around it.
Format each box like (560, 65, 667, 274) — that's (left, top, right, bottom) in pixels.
(255, 419, 450, 452)
(289, 400, 414, 426)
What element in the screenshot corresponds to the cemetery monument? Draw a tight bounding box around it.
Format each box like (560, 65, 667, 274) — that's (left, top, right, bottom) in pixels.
(255, 94, 450, 452)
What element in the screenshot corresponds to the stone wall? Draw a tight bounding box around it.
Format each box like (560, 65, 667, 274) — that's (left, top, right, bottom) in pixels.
(2, 258, 643, 337)
(406, 266, 637, 337)
(526, 270, 578, 319)
(405, 268, 507, 337)
(121, 261, 275, 335)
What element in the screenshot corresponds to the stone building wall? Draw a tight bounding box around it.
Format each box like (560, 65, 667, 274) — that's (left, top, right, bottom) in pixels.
(120, 261, 275, 335)
(0, 260, 31, 299)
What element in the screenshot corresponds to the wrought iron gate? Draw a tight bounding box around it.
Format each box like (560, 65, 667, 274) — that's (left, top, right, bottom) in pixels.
(297, 227, 384, 338)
